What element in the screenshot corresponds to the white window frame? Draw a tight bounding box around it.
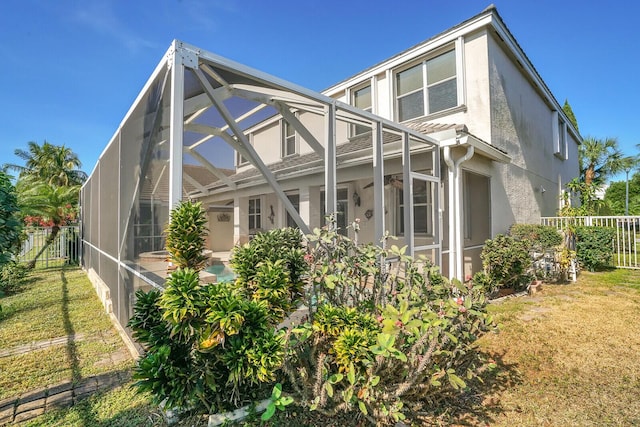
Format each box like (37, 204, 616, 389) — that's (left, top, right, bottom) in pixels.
(320, 187, 349, 236)
(284, 192, 300, 228)
(553, 112, 568, 160)
(395, 175, 434, 238)
(248, 197, 262, 231)
(350, 82, 373, 137)
(394, 48, 458, 122)
(281, 118, 297, 158)
(236, 133, 251, 166)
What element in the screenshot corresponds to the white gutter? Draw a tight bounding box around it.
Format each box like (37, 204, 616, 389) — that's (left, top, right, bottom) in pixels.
(443, 144, 474, 282)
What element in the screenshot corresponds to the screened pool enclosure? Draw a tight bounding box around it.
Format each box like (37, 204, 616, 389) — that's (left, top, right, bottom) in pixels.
(80, 40, 441, 340)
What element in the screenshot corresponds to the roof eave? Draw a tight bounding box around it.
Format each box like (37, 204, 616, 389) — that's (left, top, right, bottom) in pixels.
(440, 133, 511, 163)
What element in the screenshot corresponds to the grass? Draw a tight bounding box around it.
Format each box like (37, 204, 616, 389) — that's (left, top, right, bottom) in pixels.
(21, 386, 164, 427)
(2, 266, 640, 426)
(473, 268, 640, 426)
(0, 266, 133, 401)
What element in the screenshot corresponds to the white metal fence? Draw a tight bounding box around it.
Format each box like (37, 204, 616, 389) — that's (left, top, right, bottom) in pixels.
(541, 216, 640, 269)
(17, 226, 80, 268)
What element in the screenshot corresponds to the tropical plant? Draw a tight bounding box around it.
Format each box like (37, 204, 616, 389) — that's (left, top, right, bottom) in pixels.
(165, 201, 209, 270)
(280, 224, 495, 425)
(563, 177, 605, 216)
(229, 227, 306, 324)
(4, 141, 86, 187)
(0, 171, 23, 268)
(130, 202, 306, 416)
(17, 182, 79, 269)
(579, 137, 623, 187)
(261, 383, 294, 421)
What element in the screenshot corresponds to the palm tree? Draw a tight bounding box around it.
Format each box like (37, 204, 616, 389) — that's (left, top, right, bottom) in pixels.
(579, 137, 623, 187)
(18, 182, 79, 269)
(4, 141, 87, 187)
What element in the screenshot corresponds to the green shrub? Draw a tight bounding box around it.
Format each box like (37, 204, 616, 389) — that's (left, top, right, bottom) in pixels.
(509, 224, 563, 251)
(0, 171, 23, 268)
(165, 201, 209, 270)
(575, 226, 616, 271)
(280, 224, 495, 425)
(130, 203, 307, 414)
(230, 227, 306, 324)
(481, 234, 532, 289)
(0, 261, 29, 295)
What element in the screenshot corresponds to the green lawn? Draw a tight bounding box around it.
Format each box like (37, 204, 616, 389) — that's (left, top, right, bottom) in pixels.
(0, 266, 135, 400)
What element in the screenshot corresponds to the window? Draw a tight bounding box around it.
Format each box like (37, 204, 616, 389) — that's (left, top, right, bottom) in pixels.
(281, 120, 296, 157)
(554, 115, 567, 160)
(248, 198, 261, 230)
(320, 188, 349, 236)
(285, 193, 300, 228)
(236, 134, 251, 166)
(351, 84, 372, 136)
(396, 177, 433, 236)
(236, 150, 247, 166)
(396, 49, 457, 121)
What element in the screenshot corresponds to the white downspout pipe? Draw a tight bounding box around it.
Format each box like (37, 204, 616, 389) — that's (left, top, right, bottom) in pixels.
(443, 145, 474, 282)
(443, 147, 456, 280)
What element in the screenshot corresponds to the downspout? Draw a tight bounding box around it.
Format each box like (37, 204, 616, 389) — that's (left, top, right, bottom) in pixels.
(443, 147, 456, 280)
(443, 144, 475, 282)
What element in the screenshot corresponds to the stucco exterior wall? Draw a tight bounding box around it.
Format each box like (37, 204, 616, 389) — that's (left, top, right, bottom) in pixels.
(487, 32, 579, 233)
(460, 30, 492, 141)
(208, 210, 234, 251)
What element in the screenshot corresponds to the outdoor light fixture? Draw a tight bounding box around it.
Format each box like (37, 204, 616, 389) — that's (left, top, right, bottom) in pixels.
(268, 205, 275, 224)
(352, 191, 361, 207)
(364, 209, 373, 220)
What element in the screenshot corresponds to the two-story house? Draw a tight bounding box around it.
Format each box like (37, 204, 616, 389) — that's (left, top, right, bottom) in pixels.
(81, 5, 580, 342)
(193, 4, 580, 280)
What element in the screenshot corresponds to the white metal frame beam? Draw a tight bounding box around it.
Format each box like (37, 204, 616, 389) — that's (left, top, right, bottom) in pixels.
(169, 42, 186, 209)
(191, 66, 311, 234)
(184, 146, 237, 190)
(324, 103, 337, 221)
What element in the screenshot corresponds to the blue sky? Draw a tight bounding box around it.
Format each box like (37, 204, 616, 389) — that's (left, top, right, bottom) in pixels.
(1, 0, 638, 183)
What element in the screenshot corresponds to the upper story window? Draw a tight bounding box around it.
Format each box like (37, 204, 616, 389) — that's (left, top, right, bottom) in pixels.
(236, 134, 251, 166)
(281, 120, 297, 157)
(396, 49, 457, 122)
(351, 84, 372, 136)
(236, 151, 248, 166)
(553, 112, 568, 160)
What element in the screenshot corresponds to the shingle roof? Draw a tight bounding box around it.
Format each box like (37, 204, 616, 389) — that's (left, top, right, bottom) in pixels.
(140, 163, 233, 201)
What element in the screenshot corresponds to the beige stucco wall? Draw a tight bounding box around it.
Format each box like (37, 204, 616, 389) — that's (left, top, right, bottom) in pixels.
(208, 210, 234, 251)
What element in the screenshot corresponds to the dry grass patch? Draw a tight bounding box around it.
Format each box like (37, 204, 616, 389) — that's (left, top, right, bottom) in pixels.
(476, 269, 640, 426)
